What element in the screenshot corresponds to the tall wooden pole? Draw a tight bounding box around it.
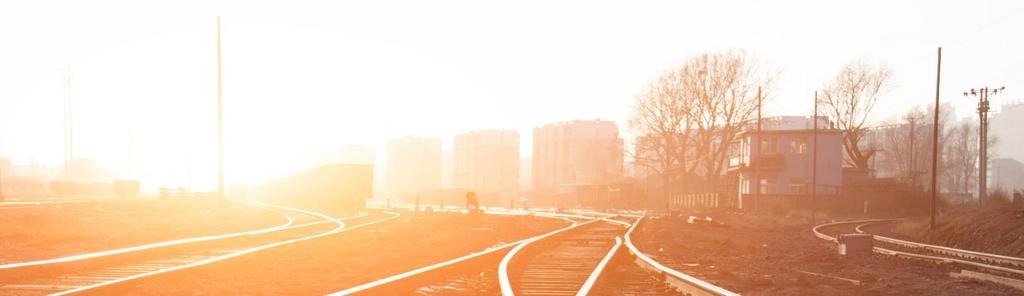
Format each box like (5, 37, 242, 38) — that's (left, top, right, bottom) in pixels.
(64, 64, 73, 175)
(930, 47, 941, 230)
(754, 87, 762, 212)
(216, 17, 225, 198)
(812, 91, 818, 224)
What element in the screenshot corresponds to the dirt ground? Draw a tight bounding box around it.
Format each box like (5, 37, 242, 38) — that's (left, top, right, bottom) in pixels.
(894, 206, 1024, 257)
(0, 198, 283, 264)
(633, 211, 1018, 295)
(81, 211, 566, 295)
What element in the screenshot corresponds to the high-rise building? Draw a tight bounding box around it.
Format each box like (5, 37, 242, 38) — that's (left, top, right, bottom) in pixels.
(441, 150, 454, 189)
(520, 157, 532, 190)
(532, 120, 624, 192)
(992, 101, 1024, 165)
(453, 130, 520, 197)
(385, 136, 442, 195)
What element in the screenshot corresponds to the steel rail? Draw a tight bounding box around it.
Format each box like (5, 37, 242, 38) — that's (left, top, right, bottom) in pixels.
(0, 203, 298, 270)
(854, 220, 1024, 267)
(53, 208, 400, 295)
(497, 217, 597, 295)
(329, 214, 580, 295)
(811, 219, 898, 243)
(814, 219, 1024, 277)
(623, 215, 740, 296)
(576, 236, 623, 296)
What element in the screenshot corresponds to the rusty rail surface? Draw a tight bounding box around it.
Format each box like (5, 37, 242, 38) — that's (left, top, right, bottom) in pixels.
(623, 215, 740, 296)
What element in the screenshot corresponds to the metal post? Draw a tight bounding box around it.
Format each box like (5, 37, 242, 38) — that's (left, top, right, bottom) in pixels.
(216, 17, 225, 199)
(908, 116, 916, 186)
(964, 86, 1004, 207)
(755, 87, 762, 213)
(979, 89, 986, 205)
(812, 91, 818, 224)
(64, 64, 73, 176)
(930, 47, 941, 229)
(0, 165, 4, 201)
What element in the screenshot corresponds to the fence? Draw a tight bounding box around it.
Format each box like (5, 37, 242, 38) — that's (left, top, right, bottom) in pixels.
(669, 193, 720, 210)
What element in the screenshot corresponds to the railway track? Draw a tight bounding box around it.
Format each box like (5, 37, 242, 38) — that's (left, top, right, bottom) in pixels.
(0, 204, 397, 295)
(500, 219, 620, 296)
(331, 213, 586, 295)
(334, 211, 734, 296)
(814, 219, 1024, 280)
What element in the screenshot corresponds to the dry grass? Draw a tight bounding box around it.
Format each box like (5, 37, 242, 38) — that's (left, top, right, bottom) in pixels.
(894, 206, 1024, 257)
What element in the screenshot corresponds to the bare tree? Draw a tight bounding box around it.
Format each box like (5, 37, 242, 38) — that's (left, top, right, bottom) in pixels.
(629, 50, 776, 203)
(629, 71, 696, 208)
(944, 121, 978, 194)
(681, 51, 776, 187)
(871, 103, 956, 192)
(820, 61, 894, 169)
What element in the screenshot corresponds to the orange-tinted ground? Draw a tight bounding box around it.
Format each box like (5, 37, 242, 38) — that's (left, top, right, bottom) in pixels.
(0, 199, 283, 264)
(633, 212, 1016, 295)
(81, 211, 565, 295)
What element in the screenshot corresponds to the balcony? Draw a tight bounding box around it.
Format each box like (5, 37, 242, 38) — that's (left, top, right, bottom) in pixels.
(728, 156, 746, 168)
(754, 154, 785, 170)
(730, 154, 784, 171)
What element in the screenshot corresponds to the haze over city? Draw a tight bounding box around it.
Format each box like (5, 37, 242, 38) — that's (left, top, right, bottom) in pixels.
(2, 0, 1022, 191)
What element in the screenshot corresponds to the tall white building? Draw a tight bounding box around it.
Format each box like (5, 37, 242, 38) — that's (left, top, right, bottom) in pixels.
(992, 101, 1024, 164)
(532, 120, 624, 191)
(454, 130, 520, 197)
(385, 136, 442, 195)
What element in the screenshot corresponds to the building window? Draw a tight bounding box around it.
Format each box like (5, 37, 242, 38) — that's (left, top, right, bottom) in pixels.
(790, 138, 808, 154)
(759, 137, 777, 154)
(790, 178, 806, 194)
(759, 178, 776, 194)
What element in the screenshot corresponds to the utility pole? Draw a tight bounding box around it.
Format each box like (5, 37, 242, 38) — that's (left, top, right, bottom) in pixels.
(930, 47, 941, 230)
(0, 158, 4, 200)
(216, 17, 225, 199)
(907, 114, 917, 186)
(754, 87, 762, 213)
(963, 86, 1005, 206)
(64, 64, 73, 176)
(812, 91, 818, 224)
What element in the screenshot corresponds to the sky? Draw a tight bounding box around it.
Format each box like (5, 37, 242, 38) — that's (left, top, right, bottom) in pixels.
(1, 0, 1022, 190)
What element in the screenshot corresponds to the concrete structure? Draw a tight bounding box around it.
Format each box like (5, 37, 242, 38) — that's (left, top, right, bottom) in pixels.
(454, 130, 520, 198)
(384, 136, 442, 195)
(991, 101, 1024, 166)
(728, 116, 844, 208)
(441, 150, 454, 189)
(519, 157, 532, 190)
(532, 120, 624, 192)
(259, 164, 374, 210)
(992, 158, 1024, 194)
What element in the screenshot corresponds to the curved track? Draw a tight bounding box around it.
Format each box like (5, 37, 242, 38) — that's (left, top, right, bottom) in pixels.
(331, 212, 584, 295)
(814, 219, 1024, 278)
(0, 202, 302, 270)
(333, 210, 731, 296)
(0, 203, 396, 295)
(499, 219, 618, 296)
